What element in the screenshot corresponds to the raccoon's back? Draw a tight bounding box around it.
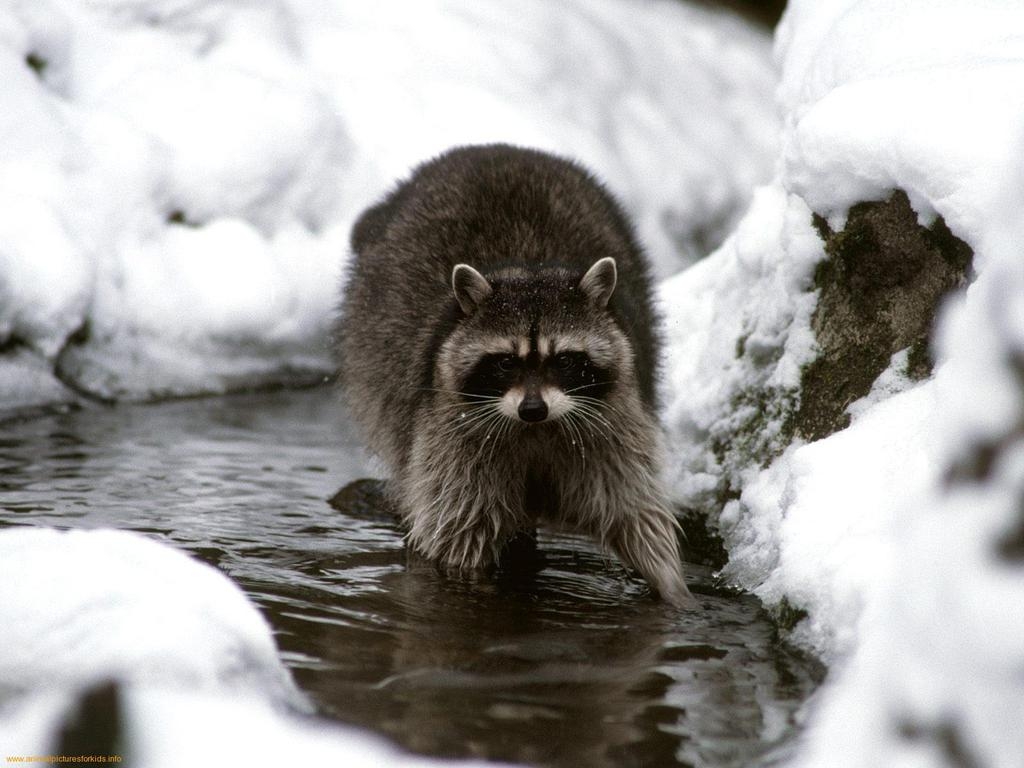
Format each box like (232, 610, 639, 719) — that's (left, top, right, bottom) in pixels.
(335, 144, 660, 467)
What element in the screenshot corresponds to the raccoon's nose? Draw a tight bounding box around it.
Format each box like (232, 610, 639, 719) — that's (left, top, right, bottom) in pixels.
(518, 396, 548, 423)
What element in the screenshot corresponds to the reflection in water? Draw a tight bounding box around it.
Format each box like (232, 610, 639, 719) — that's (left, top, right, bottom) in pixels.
(0, 389, 821, 767)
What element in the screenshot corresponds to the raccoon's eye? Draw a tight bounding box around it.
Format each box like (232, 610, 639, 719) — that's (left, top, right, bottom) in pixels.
(552, 352, 578, 371)
(496, 355, 520, 373)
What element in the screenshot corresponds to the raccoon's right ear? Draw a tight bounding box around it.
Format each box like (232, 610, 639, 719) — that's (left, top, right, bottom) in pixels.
(579, 257, 617, 309)
(452, 264, 492, 315)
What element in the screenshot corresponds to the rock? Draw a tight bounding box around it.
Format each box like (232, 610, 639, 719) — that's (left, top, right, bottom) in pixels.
(791, 190, 972, 442)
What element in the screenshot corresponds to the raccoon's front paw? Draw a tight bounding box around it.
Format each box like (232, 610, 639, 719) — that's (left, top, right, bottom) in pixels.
(416, 526, 501, 580)
(630, 549, 697, 608)
(655, 574, 698, 610)
(604, 515, 699, 609)
(637, 555, 698, 610)
(435, 555, 496, 582)
(404, 540, 496, 581)
(405, 543, 494, 580)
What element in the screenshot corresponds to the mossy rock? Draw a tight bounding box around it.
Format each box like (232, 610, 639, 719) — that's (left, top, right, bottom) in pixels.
(790, 190, 972, 442)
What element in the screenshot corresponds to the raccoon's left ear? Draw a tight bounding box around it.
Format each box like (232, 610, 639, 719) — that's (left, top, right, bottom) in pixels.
(579, 257, 617, 309)
(452, 264, 492, 315)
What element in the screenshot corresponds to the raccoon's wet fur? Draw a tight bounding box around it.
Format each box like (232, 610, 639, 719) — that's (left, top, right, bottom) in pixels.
(335, 144, 693, 607)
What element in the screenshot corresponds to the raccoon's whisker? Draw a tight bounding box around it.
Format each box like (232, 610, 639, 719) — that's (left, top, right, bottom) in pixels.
(569, 399, 614, 430)
(571, 413, 593, 461)
(422, 389, 506, 413)
(436, 405, 501, 441)
(558, 414, 579, 457)
(568, 395, 622, 420)
(556, 418, 571, 448)
(563, 381, 617, 396)
(444, 408, 502, 439)
(467, 410, 509, 466)
(432, 396, 503, 411)
(439, 411, 501, 435)
(565, 395, 624, 432)
(568, 395, 607, 407)
(569, 395, 616, 416)
(570, 417, 606, 447)
(570, 411, 590, 447)
(574, 412, 615, 436)
(576, 416, 615, 444)
(437, 397, 499, 411)
(436, 404, 492, 433)
(484, 423, 502, 466)
(456, 401, 500, 420)
(560, 410, 588, 459)
(485, 413, 515, 466)
(574, 394, 632, 420)
(450, 393, 501, 405)
(568, 404, 615, 443)
(573, 420, 589, 461)
(573, 403, 610, 421)
(417, 387, 499, 401)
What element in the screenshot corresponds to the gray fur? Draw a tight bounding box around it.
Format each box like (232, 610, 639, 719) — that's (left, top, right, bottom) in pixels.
(335, 144, 694, 608)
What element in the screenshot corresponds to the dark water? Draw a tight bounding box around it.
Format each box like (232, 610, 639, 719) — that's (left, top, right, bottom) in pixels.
(0, 389, 820, 767)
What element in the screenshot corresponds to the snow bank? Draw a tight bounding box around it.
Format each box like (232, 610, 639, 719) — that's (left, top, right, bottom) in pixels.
(0, 0, 778, 410)
(0, 527, 302, 704)
(0, 527, 499, 767)
(663, 0, 1024, 765)
(791, 207, 1024, 767)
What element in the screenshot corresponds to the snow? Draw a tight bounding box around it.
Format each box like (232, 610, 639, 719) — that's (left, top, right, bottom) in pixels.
(0, 526, 302, 705)
(661, 0, 1024, 765)
(3, 689, 498, 768)
(0, 0, 778, 410)
(789, 189, 1024, 768)
(0, 527, 498, 767)
(660, 184, 822, 510)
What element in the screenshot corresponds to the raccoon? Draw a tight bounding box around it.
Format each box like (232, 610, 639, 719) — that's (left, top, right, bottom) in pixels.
(335, 144, 694, 607)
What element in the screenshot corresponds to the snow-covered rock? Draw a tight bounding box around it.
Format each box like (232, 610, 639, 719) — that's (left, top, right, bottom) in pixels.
(0, 0, 778, 409)
(662, 0, 1024, 765)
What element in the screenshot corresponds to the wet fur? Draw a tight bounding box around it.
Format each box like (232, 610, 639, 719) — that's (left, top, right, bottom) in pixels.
(335, 144, 693, 607)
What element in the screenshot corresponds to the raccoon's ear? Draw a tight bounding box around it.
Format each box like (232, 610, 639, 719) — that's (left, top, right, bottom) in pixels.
(452, 264, 492, 315)
(579, 257, 617, 309)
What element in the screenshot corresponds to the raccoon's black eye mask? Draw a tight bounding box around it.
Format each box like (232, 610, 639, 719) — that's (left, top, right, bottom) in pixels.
(551, 351, 614, 398)
(460, 350, 613, 400)
(551, 351, 582, 371)
(461, 354, 521, 397)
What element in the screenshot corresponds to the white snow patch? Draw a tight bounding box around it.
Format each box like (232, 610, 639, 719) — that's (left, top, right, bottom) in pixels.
(2, 687, 502, 768)
(0, 526, 302, 705)
(660, 184, 822, 510)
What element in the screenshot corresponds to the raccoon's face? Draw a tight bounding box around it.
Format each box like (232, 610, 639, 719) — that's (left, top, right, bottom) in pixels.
(436, 257, 632, 426)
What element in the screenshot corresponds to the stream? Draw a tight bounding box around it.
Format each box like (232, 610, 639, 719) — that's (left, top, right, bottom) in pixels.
(0, 388, 821, 767)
